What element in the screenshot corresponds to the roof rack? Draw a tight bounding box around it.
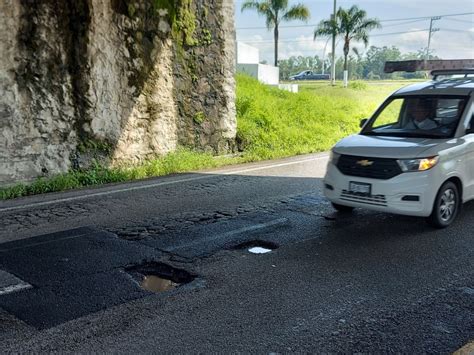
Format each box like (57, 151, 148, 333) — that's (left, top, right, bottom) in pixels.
(384, 59, 474, 73)
(431, 68, 474, 80)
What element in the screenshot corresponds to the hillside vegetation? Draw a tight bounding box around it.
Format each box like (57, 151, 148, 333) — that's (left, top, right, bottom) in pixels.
(1, 75, 410, 199)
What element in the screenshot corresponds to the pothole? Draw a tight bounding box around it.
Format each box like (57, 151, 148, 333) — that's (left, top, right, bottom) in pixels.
(232, 240, 279, 254)
(141, 275, 179, 293)
(126, 262, 195, 293)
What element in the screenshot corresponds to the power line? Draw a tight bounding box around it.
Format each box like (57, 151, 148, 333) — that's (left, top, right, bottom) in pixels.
(235, 12, 474, 30)
(237, 18, 426, 30)
(375, 12, 474, 22)
(237, 29, 430, 43)
(371, 29, 430, 37)
(237, 23, 474, 44)
(438, 28, 474, 33)
(443, 17, 474, 24)
(382, 19, 427, 28)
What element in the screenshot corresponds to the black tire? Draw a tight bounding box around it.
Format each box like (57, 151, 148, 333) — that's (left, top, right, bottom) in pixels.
(427, 181, 460, 228)
(332, 202, 354, 213)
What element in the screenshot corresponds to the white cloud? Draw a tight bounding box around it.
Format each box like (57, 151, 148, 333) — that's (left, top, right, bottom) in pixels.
(368, 27, 474, 59)
(279, 35, 329, 58)
(468, 27, 474, 40)
(398, 29, 428, 49)
(368, 27, 429, 54)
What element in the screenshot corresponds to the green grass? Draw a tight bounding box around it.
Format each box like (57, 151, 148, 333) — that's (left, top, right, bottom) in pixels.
(0, 150, 242, 200)
(236, 74, 408, 160)
(1, 75, 414, 200)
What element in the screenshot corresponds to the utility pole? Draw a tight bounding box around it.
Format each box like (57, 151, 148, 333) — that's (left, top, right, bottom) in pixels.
(330, 0, 337, 85)
(426, 16, 441, 60)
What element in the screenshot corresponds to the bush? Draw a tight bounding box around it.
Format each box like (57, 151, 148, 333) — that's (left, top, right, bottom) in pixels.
(349, 81, 368, 90)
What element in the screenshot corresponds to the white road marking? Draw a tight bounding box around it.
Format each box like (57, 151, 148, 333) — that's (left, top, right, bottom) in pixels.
(0, 270, 33, 295)
(0, 155, 328, 213)
(221, 156, 327, 175)
(0, 283, 32, 296)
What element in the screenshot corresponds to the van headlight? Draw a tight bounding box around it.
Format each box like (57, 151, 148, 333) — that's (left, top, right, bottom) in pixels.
(329, 151, 340, 165)
(397, 156, 439, 172)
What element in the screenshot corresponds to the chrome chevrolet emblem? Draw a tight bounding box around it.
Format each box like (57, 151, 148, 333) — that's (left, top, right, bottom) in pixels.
(356, 159, 374, 167)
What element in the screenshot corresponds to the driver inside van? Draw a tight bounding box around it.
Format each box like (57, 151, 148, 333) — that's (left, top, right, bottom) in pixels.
(404, 98, 438, 130)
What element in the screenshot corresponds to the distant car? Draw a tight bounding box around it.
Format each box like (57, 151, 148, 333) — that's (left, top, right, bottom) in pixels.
(323, 68, 474, 228)
(289, 71, 330, 81)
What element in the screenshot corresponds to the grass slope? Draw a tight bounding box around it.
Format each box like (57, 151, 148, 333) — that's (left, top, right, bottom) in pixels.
(237, 75, 406, 159)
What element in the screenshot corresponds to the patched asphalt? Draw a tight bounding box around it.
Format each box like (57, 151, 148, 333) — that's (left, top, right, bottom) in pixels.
(0, 227, 159, 328)
(0, 195, 327, 329)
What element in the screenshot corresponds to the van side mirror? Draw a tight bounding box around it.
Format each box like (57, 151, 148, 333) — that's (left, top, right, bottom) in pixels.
(360, 118, 368, 129)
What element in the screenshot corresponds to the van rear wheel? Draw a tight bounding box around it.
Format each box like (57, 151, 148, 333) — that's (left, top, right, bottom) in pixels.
(427, 181, 460, 228)
(332, 202, 354, 213)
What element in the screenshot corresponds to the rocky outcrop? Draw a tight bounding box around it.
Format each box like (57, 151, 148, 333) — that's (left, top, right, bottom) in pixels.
(0, 0, 236, 185)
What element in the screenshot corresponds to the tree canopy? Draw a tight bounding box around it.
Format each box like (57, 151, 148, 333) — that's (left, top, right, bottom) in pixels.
(278, 46, 440, 80)
(314, 5, 380, 85)
(242, 0, 310, 66)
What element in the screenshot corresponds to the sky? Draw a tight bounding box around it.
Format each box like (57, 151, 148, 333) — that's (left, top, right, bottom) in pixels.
(234, 0, 474, 63)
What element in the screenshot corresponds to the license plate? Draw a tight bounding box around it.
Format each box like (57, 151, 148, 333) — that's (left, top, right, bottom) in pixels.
(349, 181, 371, 195)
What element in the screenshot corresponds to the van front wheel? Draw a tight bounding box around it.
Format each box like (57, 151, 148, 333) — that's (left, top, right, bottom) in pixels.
(427, 181, 460, 228)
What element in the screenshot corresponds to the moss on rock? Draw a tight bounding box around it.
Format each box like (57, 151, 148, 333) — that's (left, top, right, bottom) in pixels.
(153, 0, 197, 46)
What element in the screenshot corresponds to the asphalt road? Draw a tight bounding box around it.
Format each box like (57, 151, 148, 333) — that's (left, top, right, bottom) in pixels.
(0, 152, 472, 353)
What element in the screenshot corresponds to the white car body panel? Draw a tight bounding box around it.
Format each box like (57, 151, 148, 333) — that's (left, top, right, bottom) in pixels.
(333, 135, 440, 159)
(323, 78, 474, 218)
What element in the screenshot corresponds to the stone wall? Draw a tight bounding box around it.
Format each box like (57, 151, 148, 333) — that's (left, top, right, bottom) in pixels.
(0, 0, 236, 185)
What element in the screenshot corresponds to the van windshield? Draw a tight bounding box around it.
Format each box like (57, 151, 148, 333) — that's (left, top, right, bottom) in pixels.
(361, 95, 468, 138)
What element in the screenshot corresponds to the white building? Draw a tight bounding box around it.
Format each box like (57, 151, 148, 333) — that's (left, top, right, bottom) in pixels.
(236, 42, 279, 86)
(236, 42, 260, 64)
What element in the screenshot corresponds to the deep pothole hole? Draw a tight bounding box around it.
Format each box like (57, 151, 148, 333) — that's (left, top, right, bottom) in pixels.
(126, 262, 196, 293)
(232, 240, 279, 254)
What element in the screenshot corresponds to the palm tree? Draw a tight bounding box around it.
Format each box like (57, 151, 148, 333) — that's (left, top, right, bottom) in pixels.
(314, 5, 380, 86)
(242, 0, 310, 67)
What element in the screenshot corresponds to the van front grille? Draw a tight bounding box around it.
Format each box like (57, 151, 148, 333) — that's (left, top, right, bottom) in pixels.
(337, 155, 402, 180)
(340, 190, 387, 207)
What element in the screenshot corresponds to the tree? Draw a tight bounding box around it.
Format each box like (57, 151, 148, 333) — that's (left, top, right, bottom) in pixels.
(334, 56, 363, 80)
(278, 55, 322, 80)
(398, 49, 441, 78)
(314, 5, 380, 87)
(402, 49, 440, 61)
(241, 0, 310, 67)
(364, 46, 402, 79)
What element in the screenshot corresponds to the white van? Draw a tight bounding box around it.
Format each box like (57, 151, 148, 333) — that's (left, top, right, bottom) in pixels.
(323, 69, 474, 228)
